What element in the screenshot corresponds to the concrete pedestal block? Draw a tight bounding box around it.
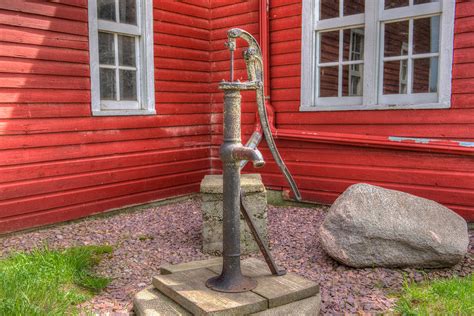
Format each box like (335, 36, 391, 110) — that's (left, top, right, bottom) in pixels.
(200, 174, 267, 255)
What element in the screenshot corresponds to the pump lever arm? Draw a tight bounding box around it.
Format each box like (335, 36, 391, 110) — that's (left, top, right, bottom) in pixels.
(227, 28, 302, 201)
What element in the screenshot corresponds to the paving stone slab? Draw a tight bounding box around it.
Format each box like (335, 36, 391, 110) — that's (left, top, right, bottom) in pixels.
(134, 286, 191, 316)
(251, 294, 321, 316)
(134, 286, 320, 316)
(207, 258, 319, 308)
(160, 258, 222, 275)
(152, 268, 268, 316)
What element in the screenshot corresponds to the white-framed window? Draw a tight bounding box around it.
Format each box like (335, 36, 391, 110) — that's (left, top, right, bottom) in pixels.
(88, 0, 155, 116)
(300, 0, 455, 111)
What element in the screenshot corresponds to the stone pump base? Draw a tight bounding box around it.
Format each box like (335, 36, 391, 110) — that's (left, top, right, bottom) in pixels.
(200, 174, 268, 255)
(133, 173, 320, 315)
(133, 257, 321, 315)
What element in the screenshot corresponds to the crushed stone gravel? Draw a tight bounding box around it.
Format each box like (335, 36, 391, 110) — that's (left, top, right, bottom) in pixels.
(1, 197, 473, 315)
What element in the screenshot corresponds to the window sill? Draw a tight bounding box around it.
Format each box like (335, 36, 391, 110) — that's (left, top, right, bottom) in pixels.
(300, 102, 450, 112)
(92, 109, 156, 116)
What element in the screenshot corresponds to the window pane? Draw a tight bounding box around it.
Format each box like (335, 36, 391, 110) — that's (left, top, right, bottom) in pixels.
(118, 35, 136, 67)
(320, 0, 339, 20)
(344, 0, 364, 16)
(342, 64, 363, 96)
(384, 0, 408, 9)
(99, 32, 115, 65)
(98, 0, 116, 22)
(413, 16, 440, 55)
(343, 28, 364, 61)
(319, 67, 338, 97)
(383, 60, 407, 95)
(120, 70, 137, 100)
(100, 68, 116, 100)
(414, 0, 438, 4)
(384, 21, 409, 57)
(119, 0, 137, 25)
(320, 31, 339, 63)
(413, 57, 438, 93)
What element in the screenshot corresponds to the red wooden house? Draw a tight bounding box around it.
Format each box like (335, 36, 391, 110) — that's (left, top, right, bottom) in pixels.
(0, 0, 473, 234)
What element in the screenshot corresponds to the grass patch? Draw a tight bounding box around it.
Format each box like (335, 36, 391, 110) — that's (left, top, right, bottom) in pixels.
(0, 245, 113, 316)
(395, 273, 474, 315)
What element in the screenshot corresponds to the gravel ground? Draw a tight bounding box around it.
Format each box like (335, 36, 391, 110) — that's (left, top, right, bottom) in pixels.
(1, 196, 473, 315)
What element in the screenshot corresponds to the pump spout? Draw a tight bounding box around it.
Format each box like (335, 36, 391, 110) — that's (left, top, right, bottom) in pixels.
(232, 146, 265, 168)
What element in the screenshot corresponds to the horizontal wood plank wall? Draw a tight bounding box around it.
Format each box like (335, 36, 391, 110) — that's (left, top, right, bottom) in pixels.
(210, 0, 474, 221)
(0, 0, 212, 233)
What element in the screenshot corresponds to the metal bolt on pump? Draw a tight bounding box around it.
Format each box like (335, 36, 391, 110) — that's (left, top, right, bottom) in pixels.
(206, 28, 302, 293)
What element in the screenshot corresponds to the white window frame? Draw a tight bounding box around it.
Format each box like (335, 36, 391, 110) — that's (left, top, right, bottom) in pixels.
(399, 43, 409, 94)
(88, 0, 155, 116)
(348, 29, 364, 96)
(301, 0, 455, 112)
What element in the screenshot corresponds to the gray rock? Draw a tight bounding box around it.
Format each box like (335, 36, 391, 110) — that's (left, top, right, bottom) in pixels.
(320, 183, 469, 268)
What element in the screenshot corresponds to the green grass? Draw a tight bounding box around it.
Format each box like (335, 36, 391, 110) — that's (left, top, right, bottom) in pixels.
(0, 245, 113, 316)
(395, 273, 474, 315)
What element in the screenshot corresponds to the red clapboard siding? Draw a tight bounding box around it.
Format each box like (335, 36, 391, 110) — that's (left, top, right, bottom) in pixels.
(0, 0, 212, 233)
(0, 115, 210, 135)
(48, 1, 87, 9)
(0, 1, 88, 21)
(0, 42, 90, 64)
(260, 171, 474, 206)
(0, 147, 209, 184)
(0, 125, 211, 150)
(0, 170, 207, 218)
(0, 9, 88, 36)
(0, 25, 89, 50)
(154, 10, 209, 31)
(0, 182, 200, 234)
(0, 136, 210, 167)
(155, 0, 209, 19)
(0, 103, 91, 119)
(259, 161, 474, 191)
(0, 74, 90, 90)
(0, 163, 209, 213)
(0, 57, 90, 77)
(156, 22, 209, 41)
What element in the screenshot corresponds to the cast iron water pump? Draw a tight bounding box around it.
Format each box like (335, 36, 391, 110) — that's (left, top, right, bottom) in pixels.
(205, 29, 302, 293)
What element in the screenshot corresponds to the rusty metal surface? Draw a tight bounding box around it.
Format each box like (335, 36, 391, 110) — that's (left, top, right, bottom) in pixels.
(207, 28, 298, 293)
(206, 84, 263, 293)
(240, 191, 286, 276)
(232, 147, 264, 168)
(240, 131, 263, 170)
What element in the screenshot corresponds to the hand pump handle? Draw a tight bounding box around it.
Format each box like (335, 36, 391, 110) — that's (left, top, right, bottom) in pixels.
(227, 28, 302, 201)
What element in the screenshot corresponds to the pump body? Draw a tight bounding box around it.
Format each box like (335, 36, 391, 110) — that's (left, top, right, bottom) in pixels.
(206, 29, 301, 293)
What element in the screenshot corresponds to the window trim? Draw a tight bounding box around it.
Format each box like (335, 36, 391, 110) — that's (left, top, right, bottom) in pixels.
(300, 0, 455, 112)
(88, 0, 155, 116)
